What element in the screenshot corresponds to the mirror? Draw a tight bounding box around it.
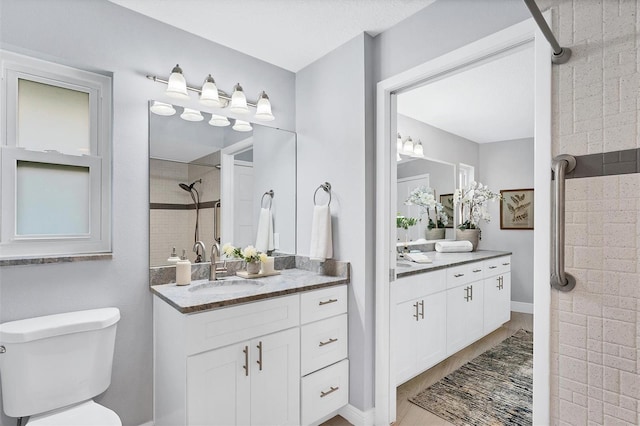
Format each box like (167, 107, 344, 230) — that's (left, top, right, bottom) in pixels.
(149, 102, 296, 267)
(397, 156, 456, 243)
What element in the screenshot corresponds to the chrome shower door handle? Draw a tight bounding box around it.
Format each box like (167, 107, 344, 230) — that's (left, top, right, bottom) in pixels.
(551, 154, 577, 291)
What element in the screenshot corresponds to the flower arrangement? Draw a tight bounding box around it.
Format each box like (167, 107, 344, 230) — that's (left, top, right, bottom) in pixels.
(222, 243, 268, 263)
(453, 181, 501, 229)
(405, 185, 449, 229)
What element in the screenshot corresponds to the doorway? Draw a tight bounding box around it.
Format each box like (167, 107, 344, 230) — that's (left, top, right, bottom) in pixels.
(375, 16, 552, 425)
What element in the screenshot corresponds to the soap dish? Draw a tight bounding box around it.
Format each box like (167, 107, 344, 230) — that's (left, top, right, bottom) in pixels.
(236, 270, 282, 279)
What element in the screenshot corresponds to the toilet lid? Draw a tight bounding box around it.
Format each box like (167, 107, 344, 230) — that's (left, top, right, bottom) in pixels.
(26, 401, 121, 426)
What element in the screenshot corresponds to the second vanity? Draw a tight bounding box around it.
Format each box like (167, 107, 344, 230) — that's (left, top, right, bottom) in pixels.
(151, 261, 350, 426)
(393, 250, 512, 385)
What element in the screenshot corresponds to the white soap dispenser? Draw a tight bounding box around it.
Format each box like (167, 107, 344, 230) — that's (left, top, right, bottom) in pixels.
(167, 247, 180, 264)
(176, 249, 191, 286)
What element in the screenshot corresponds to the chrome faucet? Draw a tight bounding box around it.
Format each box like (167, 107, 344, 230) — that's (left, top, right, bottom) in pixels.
(210, 243, 228, 281)
(193, 241, 206, 263)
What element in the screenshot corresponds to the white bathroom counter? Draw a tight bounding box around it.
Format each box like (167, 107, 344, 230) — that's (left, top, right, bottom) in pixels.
(396, 250, 511, 278)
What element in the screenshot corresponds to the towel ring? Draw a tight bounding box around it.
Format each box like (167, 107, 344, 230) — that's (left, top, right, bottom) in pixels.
(261, 189, 274, 209)
(313, 182, 332, 206)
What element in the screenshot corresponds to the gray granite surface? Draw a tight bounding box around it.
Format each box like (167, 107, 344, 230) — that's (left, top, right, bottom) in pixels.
(396, 250, 511, 278)
(151, 268, 350, 313)
(0, 253, 112, 267)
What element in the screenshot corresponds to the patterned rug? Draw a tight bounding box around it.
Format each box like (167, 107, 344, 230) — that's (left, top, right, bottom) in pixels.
(409, 329, 533, 426)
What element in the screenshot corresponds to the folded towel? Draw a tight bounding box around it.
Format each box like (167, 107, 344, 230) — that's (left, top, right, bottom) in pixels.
(435, 240, 473, 253)
(255, 207, 274, 252)
(310, 204, 332, 262)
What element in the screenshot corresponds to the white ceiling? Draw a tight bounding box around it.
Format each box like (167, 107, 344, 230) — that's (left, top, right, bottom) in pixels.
(397, 44, 534, 144)
(109, 0, 436, 72)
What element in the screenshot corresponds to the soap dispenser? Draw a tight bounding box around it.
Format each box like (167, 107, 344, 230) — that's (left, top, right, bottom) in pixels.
(167, 247, 180, 264)
(176, 249, 191, 286)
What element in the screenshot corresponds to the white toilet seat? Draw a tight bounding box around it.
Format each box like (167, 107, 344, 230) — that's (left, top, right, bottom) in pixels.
(26, 400, 121, 426)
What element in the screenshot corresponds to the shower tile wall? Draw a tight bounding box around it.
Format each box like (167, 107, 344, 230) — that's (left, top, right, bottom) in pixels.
(149, 159, 220, 266)
(539, 0, 640, 424)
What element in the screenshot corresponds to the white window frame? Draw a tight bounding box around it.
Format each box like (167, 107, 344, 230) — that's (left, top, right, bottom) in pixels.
(0, 50, 112, 259)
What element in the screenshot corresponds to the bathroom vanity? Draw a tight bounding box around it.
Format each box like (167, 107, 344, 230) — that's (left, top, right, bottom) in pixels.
(393, 251, 511, 385)
(151, 265, 349, 426)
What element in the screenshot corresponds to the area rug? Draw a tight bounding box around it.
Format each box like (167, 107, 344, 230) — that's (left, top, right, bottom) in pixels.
(408, 329, 533, 426)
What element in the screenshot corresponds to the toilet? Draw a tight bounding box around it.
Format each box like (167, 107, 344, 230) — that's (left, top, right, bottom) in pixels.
(0, 308, 122, 425)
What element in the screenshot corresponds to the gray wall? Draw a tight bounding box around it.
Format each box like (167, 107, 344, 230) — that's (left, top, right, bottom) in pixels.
(296, 33, 376, 411)
(478, 138, 534, 305)
(0, 1, 294, 425)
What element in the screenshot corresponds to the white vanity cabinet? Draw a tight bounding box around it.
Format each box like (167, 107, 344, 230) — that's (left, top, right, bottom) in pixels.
(446, 280, 484, 354)
(483, 256, 512, 334)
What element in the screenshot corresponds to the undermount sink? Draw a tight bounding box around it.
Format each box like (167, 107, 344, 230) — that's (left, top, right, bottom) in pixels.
(188, 280, 264, 295)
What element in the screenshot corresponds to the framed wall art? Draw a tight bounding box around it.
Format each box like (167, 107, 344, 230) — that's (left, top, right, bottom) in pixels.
(500, 188, 534, 230)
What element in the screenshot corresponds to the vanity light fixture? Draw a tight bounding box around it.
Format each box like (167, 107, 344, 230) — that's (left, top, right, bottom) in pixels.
(396, 133, 403, 153)
(232, 119, 252, 132)
(180, 108, 204, 122)
(149, 101, 176, 116)
(165, 64, 189, 99)
(402, 137, 415, 155)
(147, 66, 275, 120)
(209, 114, 230, 127)
(396, 151, 402, 162)
(413, 139, 424, 158)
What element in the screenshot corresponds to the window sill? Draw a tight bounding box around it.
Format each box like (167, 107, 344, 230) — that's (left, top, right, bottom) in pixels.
(0, 253, 112, 267)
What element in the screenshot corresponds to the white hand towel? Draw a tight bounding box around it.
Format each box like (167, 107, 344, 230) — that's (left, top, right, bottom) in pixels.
(310, 204, 332, 262)
(255, 207, 274, 252)
(435, 240, 473, 253)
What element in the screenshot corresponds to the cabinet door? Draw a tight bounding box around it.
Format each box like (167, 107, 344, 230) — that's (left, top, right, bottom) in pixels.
(395, 298, 420, 384)
(484, 273, 511, 334)
(250, 328, 300, 426)
(446, 281, 484, 355)
(187, 342, 251, 426)
(416, 291, 447, 369)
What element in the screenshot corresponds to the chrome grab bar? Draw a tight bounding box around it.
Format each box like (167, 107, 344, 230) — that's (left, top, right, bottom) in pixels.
(551, 154, 577, 291)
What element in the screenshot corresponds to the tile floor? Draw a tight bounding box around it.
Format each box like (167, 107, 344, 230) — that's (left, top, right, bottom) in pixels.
(322, 312, 534, 426)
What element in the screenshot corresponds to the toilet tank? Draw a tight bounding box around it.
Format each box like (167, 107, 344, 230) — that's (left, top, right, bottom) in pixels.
(0, 308, 120, 418)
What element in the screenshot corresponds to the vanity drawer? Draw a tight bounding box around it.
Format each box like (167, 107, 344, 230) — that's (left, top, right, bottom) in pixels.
(185, 294, 299, 355)
(446, 263, 481, 288)
(301, 285, 347, 325)
(301, 314, 348, 376)
(484, 256, 511, 277)
(301, 359, 349, 426)
(393, 269, 446, 303)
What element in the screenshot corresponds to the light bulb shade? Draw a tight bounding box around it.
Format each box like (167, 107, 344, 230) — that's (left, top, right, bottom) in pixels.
(413, 140, 424, 157)
(180, 108, 204, 122)
(254, 91, 275, 121)
(200, 74, 221, 107)
(165, 64, 189, 99)
(209, 114, 230, 127)
(396, 133, 403, 153)
(402, 138, 414, 154)
(150, 101, 176, 116)
(230, 83, 249, 114)
(396, 151, 402, 162)
(232, 119, 252, 132)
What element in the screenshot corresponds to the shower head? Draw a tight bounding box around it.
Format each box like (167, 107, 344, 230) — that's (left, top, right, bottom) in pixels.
(178, 179, 202, 192)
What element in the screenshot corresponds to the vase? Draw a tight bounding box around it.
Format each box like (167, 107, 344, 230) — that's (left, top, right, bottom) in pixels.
(425, 228, 446, 240)
(455, 228, 480, 251)
(246, 261, 261, 274)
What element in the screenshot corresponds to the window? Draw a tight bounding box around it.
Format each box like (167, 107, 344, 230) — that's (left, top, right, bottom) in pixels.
(0, 51, 111, 259)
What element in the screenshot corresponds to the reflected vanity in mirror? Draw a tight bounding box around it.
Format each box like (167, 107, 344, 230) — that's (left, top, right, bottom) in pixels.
(149, 101, 296, 268)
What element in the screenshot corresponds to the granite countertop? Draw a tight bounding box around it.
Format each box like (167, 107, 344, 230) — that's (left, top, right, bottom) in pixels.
(396, 250, 511, 278)
(151, 268, 349, 314)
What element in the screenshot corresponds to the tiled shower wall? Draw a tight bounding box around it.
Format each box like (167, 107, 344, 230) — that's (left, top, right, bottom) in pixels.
(537, 0, 640, 424)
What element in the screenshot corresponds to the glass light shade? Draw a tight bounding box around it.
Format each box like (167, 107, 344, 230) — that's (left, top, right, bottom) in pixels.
(149, 101, 176, 116)
(396, 151, 402, 162)
(165, 64, 189, 99)
(254, 91, 275, 121)
(232, 119, 252, 132)
(402, 137, 414, 154)
(413, 140, 424, 157)
(209, 114, 230, 127)
(180, 108, 204, 122)
(200, 74, 221, 107)
(229, 83, 249, 114)
(396, 133, 403, 153)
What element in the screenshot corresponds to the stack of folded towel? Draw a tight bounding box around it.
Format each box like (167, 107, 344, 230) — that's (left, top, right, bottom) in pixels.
(435, 240, 473, 253)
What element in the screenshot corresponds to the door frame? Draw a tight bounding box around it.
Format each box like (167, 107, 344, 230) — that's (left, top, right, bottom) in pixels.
(374, 15, 552, 425)
(220, 137, 253, 246)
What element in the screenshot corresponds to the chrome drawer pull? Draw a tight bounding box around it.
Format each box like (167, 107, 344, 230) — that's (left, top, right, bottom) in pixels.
(454, 273, 465, 277)
(489, 266, 498, 269)
(473, 269, 482, 273)
(320, 386, 339, 398)
(413, 302, 419, 321)
(502, 262, 510, 266)
(243, 346, 249, 377)
(256, 341, 263, 371)
(319, 298, 338, 306)
(319, 337, 338, 347)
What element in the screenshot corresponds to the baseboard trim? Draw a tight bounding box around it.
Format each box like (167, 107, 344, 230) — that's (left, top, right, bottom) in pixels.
(339, 404, 375, 426)
(511, 301, 533, 314)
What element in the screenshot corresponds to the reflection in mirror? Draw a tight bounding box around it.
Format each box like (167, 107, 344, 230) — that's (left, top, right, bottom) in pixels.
(149, 101, 296, 267)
